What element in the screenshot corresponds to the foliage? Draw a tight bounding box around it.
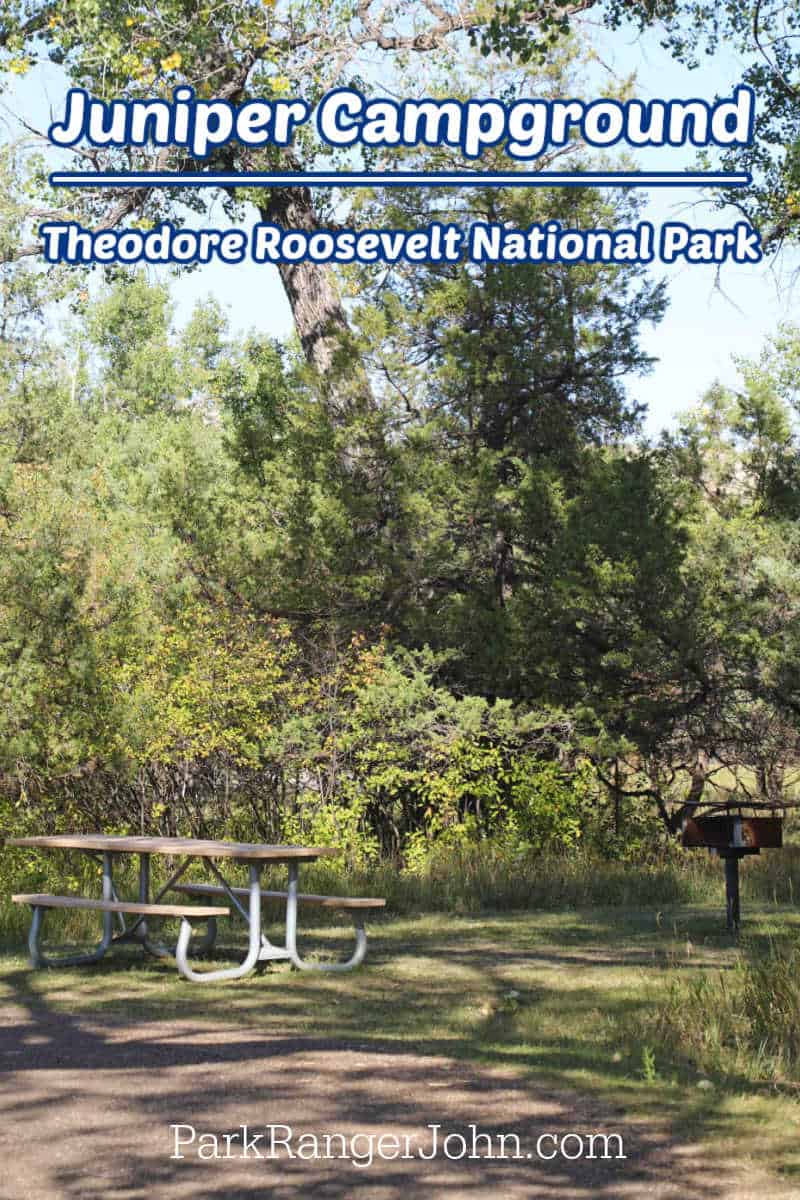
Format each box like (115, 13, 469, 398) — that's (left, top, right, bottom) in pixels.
(2, 258, 800, 852)
(480, 0, 800, 253)
(0, 8, 798, 862)
(403, 757, 593, 872)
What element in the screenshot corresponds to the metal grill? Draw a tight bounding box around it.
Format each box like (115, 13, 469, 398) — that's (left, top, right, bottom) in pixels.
(681, 804, 786, 932)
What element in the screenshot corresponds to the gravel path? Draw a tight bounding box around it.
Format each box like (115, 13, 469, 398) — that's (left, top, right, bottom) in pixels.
(0, 998, 793, 1200)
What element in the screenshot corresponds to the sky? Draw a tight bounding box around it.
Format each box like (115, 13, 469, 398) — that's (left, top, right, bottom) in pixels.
(585, 23, 799, 433)
(2, 17, 797, 438)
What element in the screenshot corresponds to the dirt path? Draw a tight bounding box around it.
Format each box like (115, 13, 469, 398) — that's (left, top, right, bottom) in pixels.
(0, 999, 793, 1200)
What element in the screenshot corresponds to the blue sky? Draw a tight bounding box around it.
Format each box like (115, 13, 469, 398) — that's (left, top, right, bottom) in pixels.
(3, 18, 796, 437)
(585, 23, 799, 433)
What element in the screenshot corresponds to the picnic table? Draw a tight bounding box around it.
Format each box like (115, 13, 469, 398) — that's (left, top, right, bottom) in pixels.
(8, 835, 385, 983)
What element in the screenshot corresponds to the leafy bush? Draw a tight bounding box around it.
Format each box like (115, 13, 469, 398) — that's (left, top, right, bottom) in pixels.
(281, 794, 380, 871)
(403, 756, 593, 873)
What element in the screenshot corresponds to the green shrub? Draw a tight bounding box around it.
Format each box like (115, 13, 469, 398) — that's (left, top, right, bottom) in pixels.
(281, 793, 380, 870)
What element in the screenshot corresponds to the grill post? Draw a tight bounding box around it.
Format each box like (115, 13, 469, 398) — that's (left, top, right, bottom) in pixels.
(723, 853, 741, 933)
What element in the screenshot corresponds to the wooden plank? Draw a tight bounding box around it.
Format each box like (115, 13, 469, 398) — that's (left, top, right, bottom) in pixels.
(7, 835, 338, 861)
(11, 893, 229, 918)
(174, 882, 386, 909)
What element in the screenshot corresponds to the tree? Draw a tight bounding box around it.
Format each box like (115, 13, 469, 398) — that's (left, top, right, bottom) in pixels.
(331, 57, 667, 688)
(629, 327, 800, 824)
(484, 0, 800, 250)
(0, 0, 595, 390)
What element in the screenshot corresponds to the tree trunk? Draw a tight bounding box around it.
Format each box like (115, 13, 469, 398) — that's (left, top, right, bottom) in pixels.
(256, 176, 390, 503)
(258, 174, 374, 430)
(260, 184, 351, 379)
(671, 751, 708, 833)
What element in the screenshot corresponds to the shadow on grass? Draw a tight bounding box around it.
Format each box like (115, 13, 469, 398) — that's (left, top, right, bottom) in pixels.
(0, 905, 798, 1197)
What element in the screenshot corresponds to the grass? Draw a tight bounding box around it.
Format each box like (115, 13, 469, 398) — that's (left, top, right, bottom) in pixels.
(5, 842, 800, 944)
(2, 901, 799, 1186)
(636, 934, 800, 1085)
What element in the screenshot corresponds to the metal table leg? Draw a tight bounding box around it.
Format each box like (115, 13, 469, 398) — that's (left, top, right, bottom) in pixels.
(284, 862, 368, 973)
(110, 853, 173, 958)
(112, 853, 217, 959)
(205, 861, 288, 962)
(28, 852, 115, 968)
(135, 853, 173, 958)
(176, 864, 264, 983)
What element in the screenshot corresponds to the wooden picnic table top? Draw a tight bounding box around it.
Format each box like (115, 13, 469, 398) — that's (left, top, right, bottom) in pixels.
(7, 835, 338, 862)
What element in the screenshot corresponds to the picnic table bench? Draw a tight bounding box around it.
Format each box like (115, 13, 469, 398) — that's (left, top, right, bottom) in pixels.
(173, 882, 386, 972)
(8, 835, 385, 983)
(10, 893, 230, 969)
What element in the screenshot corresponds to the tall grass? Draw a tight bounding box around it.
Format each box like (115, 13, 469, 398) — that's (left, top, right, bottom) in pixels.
(300, 843, 800, 915)
(634, 937, 800, 1085)
(301, 849, 715, 914)
(2, 842, 799, 945)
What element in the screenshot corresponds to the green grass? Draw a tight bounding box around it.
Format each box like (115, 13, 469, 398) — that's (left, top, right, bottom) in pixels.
(635, 933, 800, 1085)
(5, 843, 800, 946)
(2, 902, 799, 1185)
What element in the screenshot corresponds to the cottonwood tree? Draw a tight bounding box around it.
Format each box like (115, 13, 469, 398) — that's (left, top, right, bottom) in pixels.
(485, 0, 800, 250)
(0, 1, 597, 393)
